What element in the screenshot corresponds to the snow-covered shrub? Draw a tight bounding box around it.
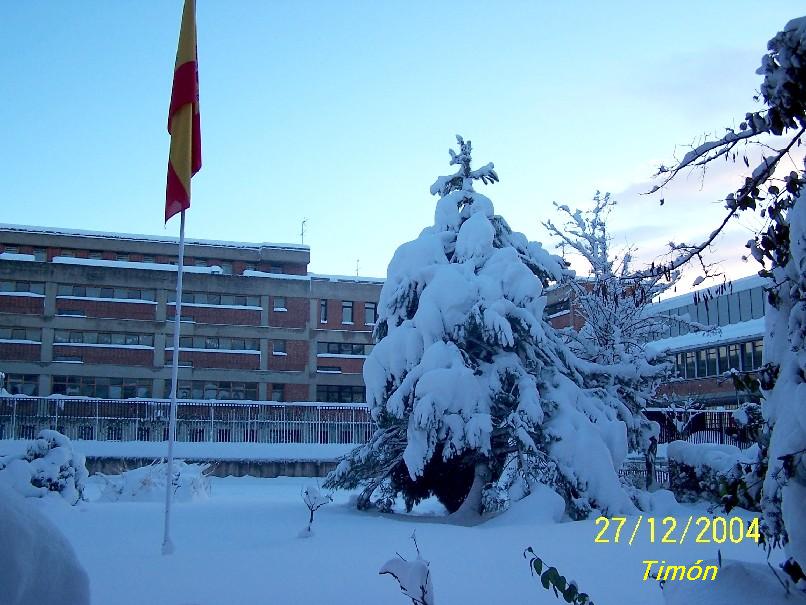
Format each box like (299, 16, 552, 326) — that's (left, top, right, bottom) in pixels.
(667, 441, 759, 510)
(380, 532, 434, 605)
(0, 430, 88, 505)
(0, 484, 90, 605)
(327, 136, 639, 520)
(98, 460, 210, 503)
(298, 484, 333, 538)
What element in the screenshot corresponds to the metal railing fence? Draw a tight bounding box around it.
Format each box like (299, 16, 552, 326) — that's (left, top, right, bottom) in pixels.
(0, 396, 374, 445)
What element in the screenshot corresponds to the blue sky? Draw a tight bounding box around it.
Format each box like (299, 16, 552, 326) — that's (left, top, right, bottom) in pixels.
(1, 1, 800, 283)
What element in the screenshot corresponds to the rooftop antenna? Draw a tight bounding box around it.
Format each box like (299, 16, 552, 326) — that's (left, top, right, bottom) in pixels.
(300, 218, 308, 245)
(356, 258, 360, 277)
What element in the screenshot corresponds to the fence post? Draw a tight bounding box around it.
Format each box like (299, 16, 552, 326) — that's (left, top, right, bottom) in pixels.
(95, 400, 100, 441)
(12, 398, 17, 439)
(209, 404, 214, 442)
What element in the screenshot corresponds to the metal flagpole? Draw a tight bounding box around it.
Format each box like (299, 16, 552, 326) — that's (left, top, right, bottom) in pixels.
(162, 209, 187, 555)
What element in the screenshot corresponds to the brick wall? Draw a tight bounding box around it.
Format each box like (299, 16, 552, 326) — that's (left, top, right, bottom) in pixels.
(268, 340, 308, 371)
(316, 356, 364, 374)
(55, 299, 156, 321)
(168, 350, 261, 370)
(167, 305, 261, 326)
(53, 345, 154, 367)
(657, 378, 737, 399)
(283, 383, 309, 402)
(0, 342, 40, 361)
(269, 297, 308, 329)
(318, 299, 375, 332)
(0, 295, 44, 315)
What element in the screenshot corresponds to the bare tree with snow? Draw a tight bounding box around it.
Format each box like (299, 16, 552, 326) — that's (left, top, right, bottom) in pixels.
(645, 16, 806, 590)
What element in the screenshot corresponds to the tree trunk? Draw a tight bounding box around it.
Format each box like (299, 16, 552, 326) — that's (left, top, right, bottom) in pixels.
(451, 461, 490, 523)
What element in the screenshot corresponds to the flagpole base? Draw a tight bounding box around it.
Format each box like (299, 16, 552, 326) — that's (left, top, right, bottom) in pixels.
(161, 536, 175, 556)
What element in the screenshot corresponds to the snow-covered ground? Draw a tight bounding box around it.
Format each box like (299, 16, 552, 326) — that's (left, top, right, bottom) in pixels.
(26, 475, 788, 605)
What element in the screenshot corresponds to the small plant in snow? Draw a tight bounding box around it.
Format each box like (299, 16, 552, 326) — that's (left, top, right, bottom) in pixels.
(298, 484, 333, 538)
(0, 429, 88, 504)
(98, 460, 210, 503)
(524, 547, 594, 605)
(380, 531, 435, 605)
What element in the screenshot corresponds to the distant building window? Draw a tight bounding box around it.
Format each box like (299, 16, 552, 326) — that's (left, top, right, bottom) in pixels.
(272, 340, 287, 355)
(51, 376, 151, 399)
(194, 259, 208, 267)
(3, 246, 19, 254)
(88, 252, 103, 260)
(175, 336, 258, 351)
(342, 301, 354, 324)
(270, 384, 285, 402)
(0, 326, 41, 342)
(169, 291, 260, 307)
(364, 302, 377, 325)
(142, 255, 155, 263)
(273, 296, 286, 311)
(0, 280, 45, 295)
(116, 254, 130, 262)
(316, 385, 365, 403)
(320, 299, 328, 323)
(59, 249, 76, 258)
(4, 374, 38, 396)
(32, 248, 46, 261)
(317, 342, 369, 356)
(177, 380, 257, 400)
(270, 265, 283, 274)
(220, 262, 233, 275)
(317, 366, 342, 373)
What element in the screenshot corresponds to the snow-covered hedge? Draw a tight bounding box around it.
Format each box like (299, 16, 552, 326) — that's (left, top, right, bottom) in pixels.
(0, 430, 88, 505)
(667, 441, 759, 509)
(98, 460, 210, 503)
(0, 484, 90, 605)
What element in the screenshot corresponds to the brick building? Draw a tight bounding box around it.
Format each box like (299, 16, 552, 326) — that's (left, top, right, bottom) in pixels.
(0, 225, 381, 404)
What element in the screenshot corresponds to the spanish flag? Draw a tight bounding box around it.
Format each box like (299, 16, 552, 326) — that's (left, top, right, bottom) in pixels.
(165, 0, 201, 223)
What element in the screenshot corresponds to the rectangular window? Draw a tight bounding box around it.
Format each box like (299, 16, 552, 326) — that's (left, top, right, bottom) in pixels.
(696, 350, 707, 377)
(685, 352, 696, 379)
(317, 365, 342, 373)
(4, 374, 38, 396)
(316, 385, 365, 403)
(752, 340, 764, 369)
(320, 299, 328, 323)
(342, 301, 354, 324)
(718, 346, 728, 374)
(675, 353, 684, 378)
(116, 254, 130, 262)
(88, 252, 103, 260)
(364, 302, 377, 325)
(742, 342, 754, 371)
(270, 265, 283, 274)
(32, 248, 46, 261)
(272, 340, 287, 355)
(271, 384, 285, 402)
(728, 344, 741, 371)
(220, 262, 233, 275)
(706, 348, 718, 376)
(273, 296, 286, 311)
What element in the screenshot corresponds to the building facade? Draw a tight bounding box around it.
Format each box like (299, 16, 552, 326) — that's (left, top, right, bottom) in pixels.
(0, 225, 382, 404)
(543, 274, 767, 408)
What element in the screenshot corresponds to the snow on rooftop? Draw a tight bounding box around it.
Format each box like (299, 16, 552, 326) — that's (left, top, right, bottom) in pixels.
(646, 317, 764, 355)
(0, 252, 36, 262)
(0, 223, 309, 252)
(309, 273, 385, 284)
(52, 256, 225, 274)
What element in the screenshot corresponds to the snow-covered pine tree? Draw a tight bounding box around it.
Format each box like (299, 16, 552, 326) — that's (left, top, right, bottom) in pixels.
(325, 136, 639, 519)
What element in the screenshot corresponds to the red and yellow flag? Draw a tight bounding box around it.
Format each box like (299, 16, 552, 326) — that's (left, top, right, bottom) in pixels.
(165, 0, 201, 223)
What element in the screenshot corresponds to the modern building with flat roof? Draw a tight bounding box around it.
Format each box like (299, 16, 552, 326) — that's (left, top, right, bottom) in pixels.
(0, 224, 382, 404)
